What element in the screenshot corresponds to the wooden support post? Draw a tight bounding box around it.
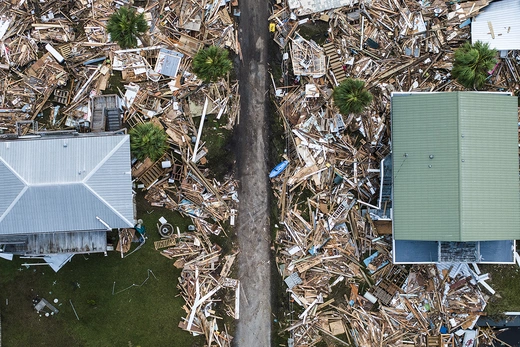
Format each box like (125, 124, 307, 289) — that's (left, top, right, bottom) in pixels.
(192, 96, 209, 162)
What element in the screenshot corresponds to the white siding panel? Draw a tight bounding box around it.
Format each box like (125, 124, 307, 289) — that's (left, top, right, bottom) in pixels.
(471, 0, 520, 51)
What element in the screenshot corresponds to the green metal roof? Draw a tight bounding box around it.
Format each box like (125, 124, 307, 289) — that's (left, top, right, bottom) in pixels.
(392, 92, 520, 241)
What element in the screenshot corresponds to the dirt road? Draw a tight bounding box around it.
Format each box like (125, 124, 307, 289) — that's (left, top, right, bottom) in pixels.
(235, 0, 271, 346)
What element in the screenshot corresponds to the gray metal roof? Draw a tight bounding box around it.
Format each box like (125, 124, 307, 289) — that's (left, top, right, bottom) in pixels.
(0, 134, 134, 235)
(471, 0, 520, 51)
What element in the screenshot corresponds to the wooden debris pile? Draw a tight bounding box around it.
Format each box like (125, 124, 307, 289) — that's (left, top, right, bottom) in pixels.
(0, 0, 115, 131)
(128, 82, 240, 231)
(269, 0, 517, 346)
(269, 0, 520, 95)
(143, 163, 238, 223)
(280, 254, 492, 345)
(31, 21, 76, 43)
(115, 228, 136, 255)
(155, 231, 238, 347)
(156, 0, 241, 57)
(0, 0, 241, 135)
(290, 34, 327, 77)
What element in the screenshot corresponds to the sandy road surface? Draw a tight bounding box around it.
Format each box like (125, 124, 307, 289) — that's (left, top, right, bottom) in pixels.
(234, 0, 272, 346)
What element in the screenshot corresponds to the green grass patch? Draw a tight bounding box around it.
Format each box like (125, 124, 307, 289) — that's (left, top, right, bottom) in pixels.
(199, 115, 235, 181)
(481, 264, 520, 318)
(297, 21, 330, 45)
(0, 194, 203, 347)
(105, 70, 125, 95)
(267, 52, 294, 344)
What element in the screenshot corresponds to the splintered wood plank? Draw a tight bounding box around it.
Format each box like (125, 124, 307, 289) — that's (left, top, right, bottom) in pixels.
(295, 256, 322, 273)
(488, 21, 495, 39)
(116, 228, 136, 253)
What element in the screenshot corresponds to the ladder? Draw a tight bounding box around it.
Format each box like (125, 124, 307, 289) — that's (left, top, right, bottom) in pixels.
(323, 42, 347, 83)
(154, 237, 176, 250)
(330, 197, 356, 221)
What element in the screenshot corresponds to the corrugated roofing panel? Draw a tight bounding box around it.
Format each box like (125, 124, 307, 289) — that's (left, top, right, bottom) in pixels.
(458, 93, 520, 240)
(392, 92, 520, 242)
(0, 134, 134, 235)
(0, 184, 129, 234)
(86, 136, 133, 226)
(0, 160, 25, 218)
(471, 0, 520, 50)
(0, 136, 120, 184)
(392, 93, 461, 241)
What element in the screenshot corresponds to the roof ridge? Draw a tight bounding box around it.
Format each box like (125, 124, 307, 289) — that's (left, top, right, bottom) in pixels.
(456, 91, 463, 242)
(0, 156, 28, 186)
(82, 181, 134, 228)
(0, 186, 28, 224)
(83, 136, 133, 227)
(82, 136, 128, 182)
(0, 157, 28, 224)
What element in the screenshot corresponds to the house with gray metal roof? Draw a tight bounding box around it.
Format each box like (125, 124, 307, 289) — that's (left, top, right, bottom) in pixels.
(391, 92, 520, 263)
(0, 133, 134, 255)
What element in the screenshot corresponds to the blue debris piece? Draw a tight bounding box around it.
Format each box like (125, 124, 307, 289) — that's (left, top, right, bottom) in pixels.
(269, 160, 289, 178)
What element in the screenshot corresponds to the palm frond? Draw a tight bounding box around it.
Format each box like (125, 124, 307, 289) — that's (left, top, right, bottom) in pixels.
(192, 46, 233, 83)
(452, 40, 497, 90)
(333, 79, 373, 115)
(107, 7, 149, 49)
(130, 122, 168, 161)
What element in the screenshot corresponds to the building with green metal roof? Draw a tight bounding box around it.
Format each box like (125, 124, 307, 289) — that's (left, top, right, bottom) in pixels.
(391, 92, 520, 263)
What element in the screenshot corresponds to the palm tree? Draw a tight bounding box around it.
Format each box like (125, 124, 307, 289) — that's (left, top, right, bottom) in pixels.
(129, 122, 168, 162)
(333, 79, 373, 115)
(452, 41, 497, 90)
(107, 7, 149, 49)
(192, 46, 233, 83)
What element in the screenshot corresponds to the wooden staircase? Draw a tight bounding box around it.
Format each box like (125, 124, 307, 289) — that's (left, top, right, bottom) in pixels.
(91, 94, 118, 132)
(323, 42, 347, 84)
